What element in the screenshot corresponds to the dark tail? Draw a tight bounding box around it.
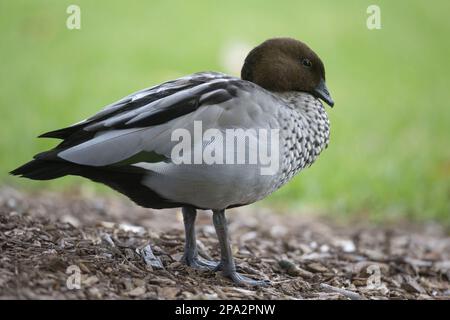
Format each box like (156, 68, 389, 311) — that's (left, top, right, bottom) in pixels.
(10, 159, 182, 209)
(10, 159, 74, 180)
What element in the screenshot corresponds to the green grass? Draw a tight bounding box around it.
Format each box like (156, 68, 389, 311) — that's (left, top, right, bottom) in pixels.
(1, 0, 449, 224)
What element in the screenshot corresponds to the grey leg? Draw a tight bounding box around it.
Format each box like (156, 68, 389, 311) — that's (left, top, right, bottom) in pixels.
(180, 206, 218, 270)
(212, 209, 270, 286)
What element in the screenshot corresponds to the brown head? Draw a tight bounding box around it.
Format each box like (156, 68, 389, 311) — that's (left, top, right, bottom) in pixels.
(241, 38, 334, 107)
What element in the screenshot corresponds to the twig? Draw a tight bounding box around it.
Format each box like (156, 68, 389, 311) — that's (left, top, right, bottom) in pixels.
(100, 233, 115, 247)
(138, 244, 164, 269)
(319, 283, 363, 300)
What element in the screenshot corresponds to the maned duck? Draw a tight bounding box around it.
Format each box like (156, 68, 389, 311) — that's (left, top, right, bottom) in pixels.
(11, 38, 334, 286)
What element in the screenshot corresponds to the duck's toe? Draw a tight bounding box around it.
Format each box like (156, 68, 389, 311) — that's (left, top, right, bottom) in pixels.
(225, 271, 271, 287)
(181, 255, 219, 271)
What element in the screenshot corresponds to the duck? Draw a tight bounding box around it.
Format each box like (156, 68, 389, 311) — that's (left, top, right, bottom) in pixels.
(11, 37, 334, 286)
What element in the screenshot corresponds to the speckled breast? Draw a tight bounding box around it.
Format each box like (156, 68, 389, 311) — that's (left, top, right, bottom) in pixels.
(273, 92, 330, 192)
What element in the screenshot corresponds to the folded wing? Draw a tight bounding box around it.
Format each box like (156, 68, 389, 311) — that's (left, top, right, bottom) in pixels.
(39, 72, 244, 167)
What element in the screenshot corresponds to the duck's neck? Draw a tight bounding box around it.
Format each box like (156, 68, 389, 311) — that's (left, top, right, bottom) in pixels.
(276, 91, 330, 144)
(273, 90, 331, 176)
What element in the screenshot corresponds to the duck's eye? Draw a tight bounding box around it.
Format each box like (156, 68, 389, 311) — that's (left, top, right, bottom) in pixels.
(302, 58, 312, 67)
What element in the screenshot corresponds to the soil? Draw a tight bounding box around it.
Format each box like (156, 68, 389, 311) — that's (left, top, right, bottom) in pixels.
(0, 187, 449, 300)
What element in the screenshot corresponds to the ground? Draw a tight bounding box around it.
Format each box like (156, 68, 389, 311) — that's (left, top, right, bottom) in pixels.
(0, 187, 448, 300)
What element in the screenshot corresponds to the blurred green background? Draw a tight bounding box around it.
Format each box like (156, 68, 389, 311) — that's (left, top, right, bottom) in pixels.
(1, 0, 449, 224)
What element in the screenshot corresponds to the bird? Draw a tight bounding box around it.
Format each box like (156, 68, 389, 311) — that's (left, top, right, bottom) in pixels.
(11, 37, 334, 286)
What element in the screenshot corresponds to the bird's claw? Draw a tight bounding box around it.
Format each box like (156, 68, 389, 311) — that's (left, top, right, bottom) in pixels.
(181, 255, 219, 271)
(182, 257, 269, 286)
(224, 270, 271, 287)
(213, 262, 245, 272)
(215, 262, 270, 286)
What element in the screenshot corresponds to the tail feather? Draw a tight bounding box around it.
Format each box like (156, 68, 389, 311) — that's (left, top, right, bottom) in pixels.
(10, 159, 182, 209)
(10, 159, 73, 180)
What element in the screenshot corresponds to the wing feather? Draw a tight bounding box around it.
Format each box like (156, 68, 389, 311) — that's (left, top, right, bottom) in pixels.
(40, 72, 231, 139)
(44, 72, 249, 166)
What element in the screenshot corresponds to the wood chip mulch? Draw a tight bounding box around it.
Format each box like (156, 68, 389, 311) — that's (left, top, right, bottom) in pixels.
(0, 187, 449, 300)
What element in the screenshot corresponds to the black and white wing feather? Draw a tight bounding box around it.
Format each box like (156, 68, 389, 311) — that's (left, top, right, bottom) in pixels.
(41, 72, 235, 139)
(34, 72, 247, 165)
